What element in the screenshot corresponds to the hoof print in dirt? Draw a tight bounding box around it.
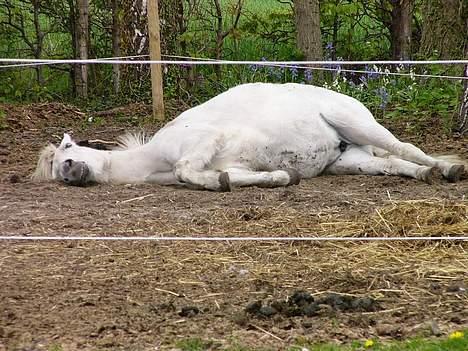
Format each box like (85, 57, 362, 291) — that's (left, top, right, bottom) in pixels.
(179, 306, 200, 317)
(9, 174, 20, 183)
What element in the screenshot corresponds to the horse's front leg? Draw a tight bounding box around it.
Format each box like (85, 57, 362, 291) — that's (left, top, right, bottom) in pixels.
(145, 171, 182, 185)
(221, 167, 301, 188)
(174, 160, 231, 191)
(173, 134, 231, 191)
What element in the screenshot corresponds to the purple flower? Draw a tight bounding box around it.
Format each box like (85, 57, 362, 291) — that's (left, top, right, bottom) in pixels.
(289, 66, 299, 80)
(249, 64, 258, 72)
(269, 66, 284, 80)
(305, 69, 313, 82)
(376, 86, 389, 109)
(365, 65, 380, 79)
(359, 75, 368, 86)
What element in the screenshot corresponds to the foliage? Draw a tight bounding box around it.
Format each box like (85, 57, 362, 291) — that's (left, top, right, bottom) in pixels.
(0, 0, 465, 132)
(0, 108, 7, 129)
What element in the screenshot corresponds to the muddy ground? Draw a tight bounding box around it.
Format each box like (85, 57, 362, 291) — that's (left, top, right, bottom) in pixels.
(0, 103, 467, 350)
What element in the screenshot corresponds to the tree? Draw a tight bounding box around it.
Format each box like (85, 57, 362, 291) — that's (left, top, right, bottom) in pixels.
(390, 0, 412, 60)
(456, 19, 468, 135)
(111, 0, 120, 94)
(0, 0, 47, 84)
(419, 0, 465, 59)
(76, 0, 89, 98)
(294, 0, 323, 61)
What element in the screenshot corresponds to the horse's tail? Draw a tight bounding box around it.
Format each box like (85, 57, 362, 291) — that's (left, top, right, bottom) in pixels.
(115, 132, 150, 150)
(31, 144, 57, 181)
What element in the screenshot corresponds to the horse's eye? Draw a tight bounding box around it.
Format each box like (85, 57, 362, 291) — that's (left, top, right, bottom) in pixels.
(65, 143, 72, 149)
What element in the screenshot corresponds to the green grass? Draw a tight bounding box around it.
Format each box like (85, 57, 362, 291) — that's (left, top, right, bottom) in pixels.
(175, 331, 467, 351)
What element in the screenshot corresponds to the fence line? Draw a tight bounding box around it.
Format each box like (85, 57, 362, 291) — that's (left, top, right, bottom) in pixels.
(1, 58, 467, 66)
(1, 55, 467, 80)
(1, 236, 467, 242)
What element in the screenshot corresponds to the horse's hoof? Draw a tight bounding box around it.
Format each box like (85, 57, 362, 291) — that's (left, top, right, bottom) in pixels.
(218, 172, 231, 192)
(284, 168, 301, 186)
(418, 167, 441, 184)
(447, 164, 464, 183)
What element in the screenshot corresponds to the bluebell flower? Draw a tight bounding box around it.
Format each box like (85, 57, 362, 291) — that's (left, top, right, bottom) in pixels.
(249, 64, 258, 72)
(289, 66, 299, 80)
(376, 86, 389, 109)
(359, 75, 368, 86)
(304, 69, 313, 82)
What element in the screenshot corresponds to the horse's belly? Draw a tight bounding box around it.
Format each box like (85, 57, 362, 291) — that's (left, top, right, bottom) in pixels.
(271, 144, 340, 177)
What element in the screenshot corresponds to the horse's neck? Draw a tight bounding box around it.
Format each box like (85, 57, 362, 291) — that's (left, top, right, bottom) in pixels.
(106, 146, 166, 183)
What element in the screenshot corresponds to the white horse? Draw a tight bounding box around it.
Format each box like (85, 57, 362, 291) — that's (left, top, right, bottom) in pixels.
(33, 83, 465, 191)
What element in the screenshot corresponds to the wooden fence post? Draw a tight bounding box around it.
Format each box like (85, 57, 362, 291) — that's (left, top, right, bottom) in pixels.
(148, 0, 165, 120)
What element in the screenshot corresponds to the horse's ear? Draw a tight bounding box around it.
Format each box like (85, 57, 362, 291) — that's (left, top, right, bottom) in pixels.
(31, 144, 57, 181)
(59, 133, 73, 148)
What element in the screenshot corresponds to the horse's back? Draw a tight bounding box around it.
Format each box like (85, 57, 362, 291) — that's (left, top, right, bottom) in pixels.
(174, 83, 370, 128)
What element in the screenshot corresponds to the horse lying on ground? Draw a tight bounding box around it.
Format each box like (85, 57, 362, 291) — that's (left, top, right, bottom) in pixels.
(33, 83, 465, 191)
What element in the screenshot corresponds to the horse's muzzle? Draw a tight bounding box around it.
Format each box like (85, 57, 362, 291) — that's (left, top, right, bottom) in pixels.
(60, 159, 90, 186)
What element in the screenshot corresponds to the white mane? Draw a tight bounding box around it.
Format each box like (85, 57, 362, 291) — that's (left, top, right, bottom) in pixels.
(115, 132, 151, 150)
(31, 144, 57, 181)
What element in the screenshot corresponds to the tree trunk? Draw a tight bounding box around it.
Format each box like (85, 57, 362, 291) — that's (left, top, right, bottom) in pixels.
(457, 64, 468, 135)
(456, 20, 468, 135)
(390, 0, 412, 60)
(120, 0, 149, 94)
(111, 0, 121, 94)
(212, 0, 243, 81)
(76, 0, 88, 98)
(32, 0, 45, 85)
(294, 0, 323, 61)
(419, 0, 465, 59)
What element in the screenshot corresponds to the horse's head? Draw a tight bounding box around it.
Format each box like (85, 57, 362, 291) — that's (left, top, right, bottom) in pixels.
(32, 133, 108, 186)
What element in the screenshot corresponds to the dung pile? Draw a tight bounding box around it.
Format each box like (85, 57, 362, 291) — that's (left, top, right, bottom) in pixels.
(245, 290, 380, 319)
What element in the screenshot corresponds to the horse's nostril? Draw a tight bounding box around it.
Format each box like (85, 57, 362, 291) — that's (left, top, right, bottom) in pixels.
(64, 178, 69, 182)
(65, 159, 73, 166)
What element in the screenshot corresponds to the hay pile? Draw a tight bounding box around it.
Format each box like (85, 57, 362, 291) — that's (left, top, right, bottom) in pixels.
(164, 199, 468, 238)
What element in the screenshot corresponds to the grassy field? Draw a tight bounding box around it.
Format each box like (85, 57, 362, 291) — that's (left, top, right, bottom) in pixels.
(175, 331, 467, 351)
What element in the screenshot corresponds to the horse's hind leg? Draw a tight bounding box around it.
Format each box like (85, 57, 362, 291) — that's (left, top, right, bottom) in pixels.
(325, 145, 438, 183)
(323, 114, 464, 182)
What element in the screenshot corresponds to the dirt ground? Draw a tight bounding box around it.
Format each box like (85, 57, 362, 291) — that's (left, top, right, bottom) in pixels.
(0, 103, 467, 350)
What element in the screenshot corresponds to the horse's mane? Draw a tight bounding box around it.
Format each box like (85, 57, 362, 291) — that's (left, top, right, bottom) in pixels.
(115, 132, 151, 150)
(31, 144, 57, 181)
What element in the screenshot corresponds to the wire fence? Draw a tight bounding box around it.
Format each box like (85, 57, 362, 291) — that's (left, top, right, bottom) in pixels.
(1, 55, 467, 243)
(2, 55, 466, 80)
(1, 236, 467, 242)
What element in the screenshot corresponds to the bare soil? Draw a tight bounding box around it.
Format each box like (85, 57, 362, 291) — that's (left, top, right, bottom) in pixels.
(0, 103, 467, 350)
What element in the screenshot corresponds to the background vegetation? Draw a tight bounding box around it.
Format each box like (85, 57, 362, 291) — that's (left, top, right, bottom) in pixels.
(0, 0, 466, 133)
